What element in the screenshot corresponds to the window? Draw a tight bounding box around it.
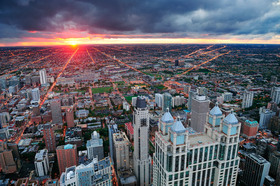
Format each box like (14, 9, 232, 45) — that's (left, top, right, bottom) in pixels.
(141, 118, 147, 126)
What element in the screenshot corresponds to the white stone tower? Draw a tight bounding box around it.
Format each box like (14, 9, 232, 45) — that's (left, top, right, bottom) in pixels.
(133, 96, 151, 186)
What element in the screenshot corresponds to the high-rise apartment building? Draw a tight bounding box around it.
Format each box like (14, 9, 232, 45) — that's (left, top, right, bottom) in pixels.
(155, 93, 163, 108)
(187, 90, 196, 110)
(172, 95, 185, 107)
(163, 92, 172, 112)
(242, 91, 254, 108)
(60, 157, 112, 186)
(113, 131, 130, 170)
(66, 108, 75, 128)
(242, 153, 270, 186)
(133, 97, 151, 185)
(50, 99, 63, 124)
(191, 95, 209, 133)
(39, 69, 47, 85)
(0, 112, 10, 128)
(43, 124, 56, 152)
(35, 149, 49, 177)
(31, 87, 40, 103)
(271, 86, 280, 104)
(56, 144, 78, 175)
(259, 107, 276, 129)
(86, 131, 104, 160)
(153, 104, 240, 186)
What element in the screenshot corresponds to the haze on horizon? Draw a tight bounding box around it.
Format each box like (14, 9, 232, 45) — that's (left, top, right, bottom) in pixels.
(1, 0, 280, 47)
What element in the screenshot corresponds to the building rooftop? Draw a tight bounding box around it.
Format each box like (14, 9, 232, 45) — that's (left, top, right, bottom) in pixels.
(189, 133, 218, 147)
(209, 103, 222, 116)
(224, 111, 238, 125)
(171, 118, 186, 133)
(161, 110, 174, 123)
(64, 144, 74, 149)
(136, 96, 146, 108)
(248, 153, 269, 164)
(35, 149, 47, 162)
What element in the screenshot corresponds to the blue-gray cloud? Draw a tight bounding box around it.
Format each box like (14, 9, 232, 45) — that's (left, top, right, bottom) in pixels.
(0, 0, 279, 39)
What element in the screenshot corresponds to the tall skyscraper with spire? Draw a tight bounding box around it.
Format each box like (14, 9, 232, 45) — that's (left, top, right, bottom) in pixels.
(133, 96, 151, 186)
(153, 103, 240, 185)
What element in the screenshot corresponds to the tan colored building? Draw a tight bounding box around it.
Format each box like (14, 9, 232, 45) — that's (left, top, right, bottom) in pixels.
(0, 142, 17, 174)
(113, 132, 130, 170)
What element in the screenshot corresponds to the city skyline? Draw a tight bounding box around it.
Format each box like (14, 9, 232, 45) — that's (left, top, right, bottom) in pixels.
(1, 0, 280, 46)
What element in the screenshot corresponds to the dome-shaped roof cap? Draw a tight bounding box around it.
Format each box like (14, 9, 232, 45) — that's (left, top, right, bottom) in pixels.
(209, 102, 223, 116)
(224, 110, 238, 125)
(171, 117, 186, 133)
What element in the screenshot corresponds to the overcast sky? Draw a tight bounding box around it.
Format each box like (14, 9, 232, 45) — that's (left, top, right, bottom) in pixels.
(1, 0, 280, 46)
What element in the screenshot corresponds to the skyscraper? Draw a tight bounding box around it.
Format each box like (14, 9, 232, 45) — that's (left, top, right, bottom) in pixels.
(153, 105, 241, 186)
(133, 97, 151, 185)
(163, 92, 172, 112)
(43, 124, 56, 152)
(56, 144, 78, 175)
(50, 99, 63, 124)
(191, 95, 209, 133)
(242, 90, 254, 108)
(242, 153, 271, 186)
(113, 131, 130, 170)
(39, 68, 47, 85)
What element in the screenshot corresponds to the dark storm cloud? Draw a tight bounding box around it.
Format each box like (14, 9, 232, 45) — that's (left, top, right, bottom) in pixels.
(0, 0, 279, 38)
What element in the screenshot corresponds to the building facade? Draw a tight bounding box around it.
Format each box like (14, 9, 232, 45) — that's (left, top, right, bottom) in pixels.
(271, 86, 280, 104)
(259, 108, 276, 129)
(191, 95, 209, 133)
(242, 91, 254, 109)
(155, 93, 163, 108)
(56, 144, 78, 175)
(39, 69, 47, 85)
(60, 157, 112, 186)
(242, 153, 270, 186)
(113, 132, 130, 170)
(153, 103, 240, 186)
(163, 93, 172, 112)
(86, 131, 104, 160)
(43, 124, 56, 152)
(50, 99, 63, 124)
(35, 149, 49, 177)
(66, 108, 75, 128)
(133, 97, 151, 185)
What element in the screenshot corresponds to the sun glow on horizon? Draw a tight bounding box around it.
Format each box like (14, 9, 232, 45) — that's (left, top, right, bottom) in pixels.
(1, 33, 280, 47)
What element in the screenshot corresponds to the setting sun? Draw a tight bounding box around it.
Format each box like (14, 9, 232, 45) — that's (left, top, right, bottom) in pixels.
(68, 41, 78, 46)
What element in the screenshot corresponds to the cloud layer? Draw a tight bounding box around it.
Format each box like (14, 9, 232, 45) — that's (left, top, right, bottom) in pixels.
(0, 0, 280, 43)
